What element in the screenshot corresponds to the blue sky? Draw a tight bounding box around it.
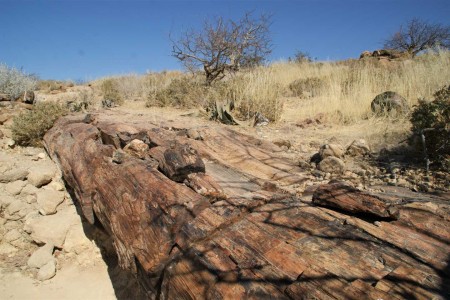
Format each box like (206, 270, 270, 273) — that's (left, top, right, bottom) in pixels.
(1, 0, 449, 80)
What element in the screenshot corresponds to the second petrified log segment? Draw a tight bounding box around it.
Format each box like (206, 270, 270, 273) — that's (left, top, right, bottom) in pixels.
(44, 115, 450, 299)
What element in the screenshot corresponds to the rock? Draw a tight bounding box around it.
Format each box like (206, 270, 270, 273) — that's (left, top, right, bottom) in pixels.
(359, 50, 372, 59)
(318, 156, 345, 174)
(64, 225, 92, 254)
(48, 181, 65, 191)
(4, 229, 22, 243)
(27, 164, 56, 187)
(112, 149, 125, 164)
(273, 139, 292, 149)
(253, 112, 269, 127)
(0, 130, 3, 139)
(6, 199, 27, 215)
(6, 139, 15, 148)
(37, 260, 56, 281)
(26, 208, 78, 248)
(36, 189, 65, 215)
(0, 244, 18, 255)
(123, 139, 149, 159)
(37, 152, 46, 160)
(0, 195, 15, 209)
(298, 159, 311, 169)
(0, 168, 29, 183)
(319, 143, 344, 159)
(186, 129, 203, 141)
(371, 91, 409, 115)
(20, 183, 39, 196)
(27, 243, 54, 268)
(346, 139, 371, 156)
(5, 180, 27, 195)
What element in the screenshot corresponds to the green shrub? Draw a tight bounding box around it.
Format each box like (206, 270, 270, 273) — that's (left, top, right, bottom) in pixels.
(11, 102, 67, 146)
(289, 77, 324, 97)
(0, 63, 37, 99)
(410, 85, 450, 169)
(101, 78, 123, 106)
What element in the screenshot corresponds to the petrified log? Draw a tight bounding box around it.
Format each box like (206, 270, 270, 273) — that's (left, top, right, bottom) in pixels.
(44, 114, 450, 299)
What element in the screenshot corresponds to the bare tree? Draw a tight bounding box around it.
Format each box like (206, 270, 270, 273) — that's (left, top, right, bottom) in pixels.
(384, 18, 450, 56)
(172, 12, 272, 85)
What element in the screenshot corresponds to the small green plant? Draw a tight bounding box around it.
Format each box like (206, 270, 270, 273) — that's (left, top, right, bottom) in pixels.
(101, 78, 123, 106)
(410, 85, 450, 169)
(11, 102, 67, 146)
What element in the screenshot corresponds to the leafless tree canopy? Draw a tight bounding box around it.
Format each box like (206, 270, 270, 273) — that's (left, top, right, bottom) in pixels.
(384, 18, 450, 56)
(172, 12, 272, 85)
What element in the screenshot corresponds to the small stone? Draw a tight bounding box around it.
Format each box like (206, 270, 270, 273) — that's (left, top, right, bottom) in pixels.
(36, 189, 65, 215)
(6, 139, 15, 148)
(319, 143, 344, 159)
(0, 129, 3, 139)
(112, 149, 125, 164)
(5, 180, 27, 195)
(28, 165, 56, 187)
(0, 168, 29, 183)
(48, 181, 65, 191)
(25, 194, 36, 204)
(273, 139, 292, 149)
(346, 139, 371, 156)
(0, 195, 15, 209)
(7, 199, 27, 215)
(318, 156, 345, 174)
(37, 260, 56, 281)
(64, 225, 92, 254)
(4, 229, 22, 242)
(123, 139, 149, 159)
(37, 153, 46, 160)
(186, 129, 203, 140)
(21, 184, 39, 196)
(0, 243, 18, 255)
(28, 243, 54, 268)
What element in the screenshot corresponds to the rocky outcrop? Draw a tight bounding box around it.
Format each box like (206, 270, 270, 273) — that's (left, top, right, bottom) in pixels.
(43, 115, 450, 299)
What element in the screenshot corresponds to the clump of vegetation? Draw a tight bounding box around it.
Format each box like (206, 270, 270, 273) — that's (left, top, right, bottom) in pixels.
(289, 77, 324, 98)
(100, 78, 123, 106)
(11, 102, 68, 146)
(0, 63, 37, 99)
(67, 89, 94, 112)
(146, 76, 208, 108)
(410, 85, 450, 170)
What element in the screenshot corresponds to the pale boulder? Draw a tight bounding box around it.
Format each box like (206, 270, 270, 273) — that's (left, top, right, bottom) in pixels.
(27, 164, 56, 187)
(37, 260, 56, 281)
(36, 189, 65, 215)
(27, 243, 54, 268)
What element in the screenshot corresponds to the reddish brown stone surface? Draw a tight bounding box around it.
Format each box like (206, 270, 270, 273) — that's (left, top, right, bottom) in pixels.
(44, 115, 450, 299)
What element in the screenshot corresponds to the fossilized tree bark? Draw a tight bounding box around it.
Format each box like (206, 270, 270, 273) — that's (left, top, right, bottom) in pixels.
(44, 114, 450, 300)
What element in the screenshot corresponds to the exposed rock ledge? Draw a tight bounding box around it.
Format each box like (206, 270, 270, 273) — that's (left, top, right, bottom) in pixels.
(44, 114, 450, 299)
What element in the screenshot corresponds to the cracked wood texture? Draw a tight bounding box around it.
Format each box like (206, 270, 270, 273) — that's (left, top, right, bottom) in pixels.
(44, 114, 450, 300)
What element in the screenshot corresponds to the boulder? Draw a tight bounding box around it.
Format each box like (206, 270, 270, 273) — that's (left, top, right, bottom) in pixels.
(5, 180, 27, 195)
(359, 50, 372, 59)
(20, 183, 40, 196)
(4, 229, 22, 243)
(319, 143, 344, 159)
(0, 244, 18, 255)
(36, 189, 65, 215)
(123, 139, 149, 159)
(371, 91, 409, 115)
(64, 225, 92, 254)
(0, 168, 29, 183)
(37, 260, 56, 281)
(27, 243, 54, 268)
(346, 139, 371, 156)
(0, 195, 15, 209)
(25, 208, 78, 248)
(27, 164, 56, 187)
(318, 156, 345, 174)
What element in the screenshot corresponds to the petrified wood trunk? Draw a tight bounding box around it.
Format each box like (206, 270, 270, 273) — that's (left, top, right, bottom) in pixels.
(44, 114, 450, 300)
